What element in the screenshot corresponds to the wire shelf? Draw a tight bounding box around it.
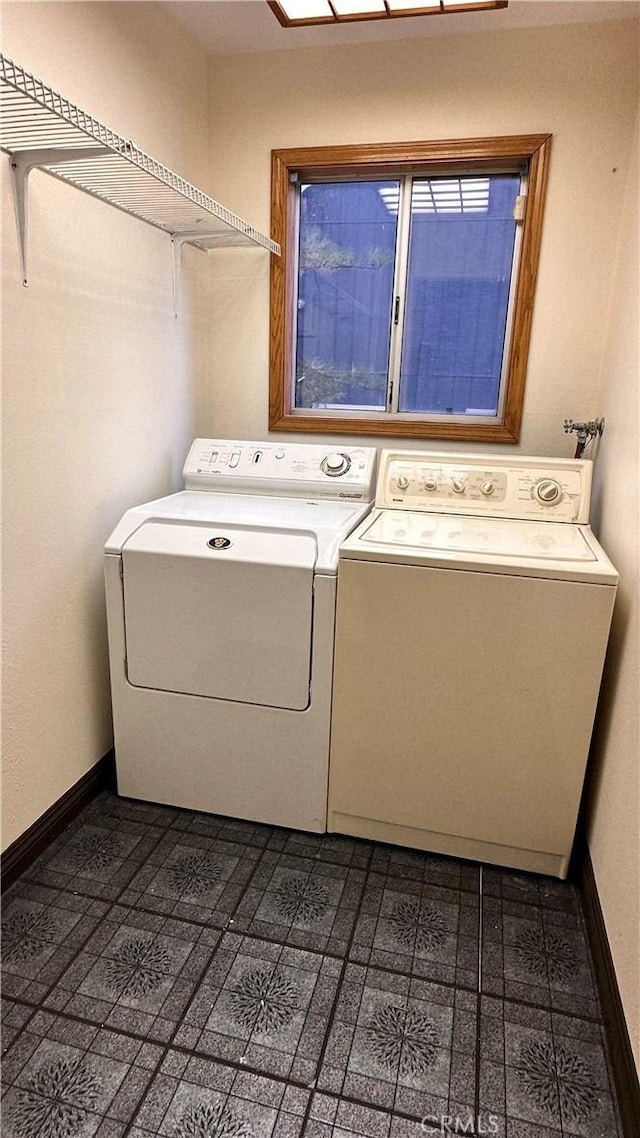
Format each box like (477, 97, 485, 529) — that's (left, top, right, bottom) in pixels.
(0, 53, 280, 266)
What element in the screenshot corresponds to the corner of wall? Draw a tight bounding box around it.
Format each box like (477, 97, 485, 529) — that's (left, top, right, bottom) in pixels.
(584, 111, 640, 1074)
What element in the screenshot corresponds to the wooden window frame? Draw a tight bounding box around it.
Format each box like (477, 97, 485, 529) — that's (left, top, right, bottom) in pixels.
(269, 134, 551, 443)
(267, 1, 509, 30)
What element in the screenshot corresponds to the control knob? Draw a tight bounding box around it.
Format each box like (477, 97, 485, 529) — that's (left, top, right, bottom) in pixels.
(451, 477, 466, 494)
(481, 480, 495, 497)
(424, 477, 438, 492)
(397, 474, 410, 490)
(535, 478, 562, 504)
(321, 452, 351, 477)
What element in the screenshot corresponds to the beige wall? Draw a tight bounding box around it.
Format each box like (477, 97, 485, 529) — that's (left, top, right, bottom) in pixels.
(1, 2, 211, 850)
(587, 116, 640, 1071)
(202, 19, 638, 457)
(201, 17, 639, 1065)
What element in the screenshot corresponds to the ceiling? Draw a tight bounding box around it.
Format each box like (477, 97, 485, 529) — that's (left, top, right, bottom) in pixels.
(163, 0, 638, 56)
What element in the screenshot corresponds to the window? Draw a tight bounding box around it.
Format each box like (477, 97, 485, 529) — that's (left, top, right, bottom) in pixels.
(269, 136, 551, 442)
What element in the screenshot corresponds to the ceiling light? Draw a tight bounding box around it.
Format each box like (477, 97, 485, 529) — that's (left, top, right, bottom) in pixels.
(332, 0, 386, 14)
(386, 0, 439, 10)
(271, 0, 333, 22)
(269, 0, 507, 26)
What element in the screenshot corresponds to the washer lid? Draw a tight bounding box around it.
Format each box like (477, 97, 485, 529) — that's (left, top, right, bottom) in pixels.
(364, 512, 596, 560)
(341, 510, 618, 584)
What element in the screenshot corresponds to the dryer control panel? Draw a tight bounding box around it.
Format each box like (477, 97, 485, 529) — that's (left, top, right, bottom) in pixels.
(377, 451, 592, 523)
(183, 439, 377, 501)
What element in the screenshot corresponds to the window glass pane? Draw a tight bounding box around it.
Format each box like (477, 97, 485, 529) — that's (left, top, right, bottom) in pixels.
(295, 181, 398, 411)
(398, 173, 520, 415)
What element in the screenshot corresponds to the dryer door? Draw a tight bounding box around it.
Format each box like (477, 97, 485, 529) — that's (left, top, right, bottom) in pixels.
(122, 522, 316, 710)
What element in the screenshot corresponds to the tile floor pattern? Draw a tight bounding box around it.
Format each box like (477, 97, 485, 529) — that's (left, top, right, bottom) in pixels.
(1, 791, 623, 1138)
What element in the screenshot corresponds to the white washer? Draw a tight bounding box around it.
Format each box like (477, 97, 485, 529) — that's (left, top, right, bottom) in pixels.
(105, 439, 376, 831)
(328, 450, 618, 878)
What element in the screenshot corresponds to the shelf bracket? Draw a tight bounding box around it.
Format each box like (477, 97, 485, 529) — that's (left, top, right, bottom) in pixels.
(171, 229, 233, 318)
(170, 235, 186, 318)
(8, 146, 111, 285)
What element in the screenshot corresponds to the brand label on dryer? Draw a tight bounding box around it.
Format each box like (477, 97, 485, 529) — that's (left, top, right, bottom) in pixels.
(207, 537, 232, 550)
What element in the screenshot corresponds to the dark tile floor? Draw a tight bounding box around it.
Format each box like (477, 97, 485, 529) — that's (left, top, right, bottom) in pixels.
(1, 792, 622, 1138)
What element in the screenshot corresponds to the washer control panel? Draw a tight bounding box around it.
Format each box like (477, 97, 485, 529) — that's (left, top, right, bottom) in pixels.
(183, 439, 376, 500)
(378, 451, 592, 523)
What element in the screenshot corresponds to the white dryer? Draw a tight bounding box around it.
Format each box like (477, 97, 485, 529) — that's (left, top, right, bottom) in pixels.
(105, 439, 376, 831)
(328, 450, 618, 878)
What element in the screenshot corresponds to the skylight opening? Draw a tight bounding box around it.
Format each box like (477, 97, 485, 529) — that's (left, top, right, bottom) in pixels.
(378, 178, 491, 216)
(269, 0, 508, 27)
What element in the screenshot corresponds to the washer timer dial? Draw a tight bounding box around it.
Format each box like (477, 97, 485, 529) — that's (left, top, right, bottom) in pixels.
(321, 452, 351, 477)
(535, 478, 562, 505)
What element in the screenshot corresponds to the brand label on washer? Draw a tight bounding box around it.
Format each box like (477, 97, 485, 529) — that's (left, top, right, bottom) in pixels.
(207, 536, 232, 550)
